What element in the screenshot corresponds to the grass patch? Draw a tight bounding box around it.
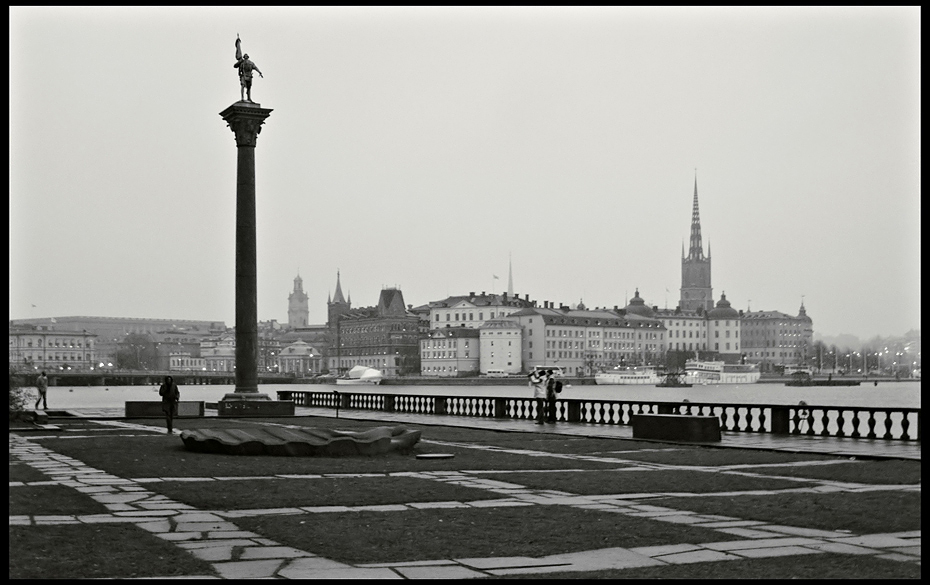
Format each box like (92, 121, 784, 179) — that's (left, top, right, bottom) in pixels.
(607, 446, 838, 467)
(9, 461, 53, 483)
(501, 553, 921, 579)
(659, 490, 922, 534)
(8, 524, 217, 579)
(736, 459, 921, 485)
(10, 485, 111, 516)
(152, 476, 504, 509)
(235, 505, 735, 565)
(485, 468, 811, 495)
(33, 432, 622, 481)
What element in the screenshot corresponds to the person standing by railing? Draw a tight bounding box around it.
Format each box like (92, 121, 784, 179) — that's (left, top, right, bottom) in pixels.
(529, 369, 549, 424)
(34, 371, 48, 410)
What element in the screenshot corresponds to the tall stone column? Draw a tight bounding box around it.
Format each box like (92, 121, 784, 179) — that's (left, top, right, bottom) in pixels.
(219, 101, 272, 399)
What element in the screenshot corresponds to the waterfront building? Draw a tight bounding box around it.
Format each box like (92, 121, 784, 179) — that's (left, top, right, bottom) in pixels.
(329, 287, 420, 377)
(420, 327, 480, 377)
(287, 273, 309, 328)
(507, 298, 665, 377)
(9, 324, 97, 371)
(9, 316, 225, 364)
(479, 319, 523, 375)
(277, 340, 323, 375)
(706, 293, 742, 364)
(201, 334, 236, 372)
(741, 302, 814, 372)
(168, 351, 205, 371)
(426, 291, 535, 329)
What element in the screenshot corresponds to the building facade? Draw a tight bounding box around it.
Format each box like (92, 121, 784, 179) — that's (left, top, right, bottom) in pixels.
(9, 324, 98, 371)
(479, 319, 523, 375)
(420, 327, 480, 377)
(277, 340, 323, 375)
(741, 303, 813, 372)
(426, 291, 535, 330)
(328, 287, 420, 377)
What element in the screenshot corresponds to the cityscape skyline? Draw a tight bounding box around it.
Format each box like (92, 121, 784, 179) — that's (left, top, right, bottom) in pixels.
(9, 7, 920, 340)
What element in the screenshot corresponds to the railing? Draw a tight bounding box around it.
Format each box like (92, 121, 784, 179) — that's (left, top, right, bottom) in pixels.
(277, 390, 920, 442)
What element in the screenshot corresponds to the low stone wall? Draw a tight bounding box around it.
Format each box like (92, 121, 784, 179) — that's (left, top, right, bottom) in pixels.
(631, 413, 722, 442)
(124, 401, 205, 418)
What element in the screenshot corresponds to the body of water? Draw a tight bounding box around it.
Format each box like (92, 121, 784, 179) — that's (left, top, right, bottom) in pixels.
(26, 380, 921, 410)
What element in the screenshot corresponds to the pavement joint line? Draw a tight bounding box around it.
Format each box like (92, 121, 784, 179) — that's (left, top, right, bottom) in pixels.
(10, 429, 922, 578)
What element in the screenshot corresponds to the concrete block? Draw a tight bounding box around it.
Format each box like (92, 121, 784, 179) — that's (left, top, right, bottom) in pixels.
(631, 414, 721, 442)
(125, 401, 204, 418)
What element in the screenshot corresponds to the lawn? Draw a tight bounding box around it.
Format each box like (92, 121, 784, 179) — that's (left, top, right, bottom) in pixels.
(8, 524, 217, 579)
(152, 475, 505, 510)
(659, 490, 922, 534)
(235, 505, 736, 565)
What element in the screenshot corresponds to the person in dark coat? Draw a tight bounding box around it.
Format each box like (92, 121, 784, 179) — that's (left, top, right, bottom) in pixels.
(158, 375, 180, 434)
(545, 370, 561, 423)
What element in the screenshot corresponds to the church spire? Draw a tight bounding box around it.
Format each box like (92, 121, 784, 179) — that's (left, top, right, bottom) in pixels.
(688, 172, 704, 261)
(507, 253, 514, 297)
(332, 270, 347, 305)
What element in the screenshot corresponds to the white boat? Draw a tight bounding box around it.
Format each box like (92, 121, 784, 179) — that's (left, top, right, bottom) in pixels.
(595, 365, 661, 385)
(335, 365, 383, 385)
(784, 365, 814, 376)
(684, 360, 761, 385)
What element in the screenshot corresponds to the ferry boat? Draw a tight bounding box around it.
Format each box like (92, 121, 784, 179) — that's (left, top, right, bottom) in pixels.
(784, 365, 814, 376)
(595, 365, 661, 385)
(684, 360, 761, 385)
(335, 365, 383, 385)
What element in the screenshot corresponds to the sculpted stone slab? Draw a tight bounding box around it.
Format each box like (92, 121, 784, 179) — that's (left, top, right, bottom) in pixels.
(180, 425, 421, 456)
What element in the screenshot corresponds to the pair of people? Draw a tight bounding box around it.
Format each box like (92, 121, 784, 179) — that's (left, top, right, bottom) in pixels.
(158, 376, 180, 434)
(528, 369, 562, 424)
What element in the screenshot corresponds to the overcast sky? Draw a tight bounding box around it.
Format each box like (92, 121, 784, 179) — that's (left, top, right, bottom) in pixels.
(10, 7, 920, 339)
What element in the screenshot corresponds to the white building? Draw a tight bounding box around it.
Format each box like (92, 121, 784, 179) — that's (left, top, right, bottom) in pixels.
(420, 327, 480, 377)
(479, 319, 523, 375)
(277, 340, 322, 375)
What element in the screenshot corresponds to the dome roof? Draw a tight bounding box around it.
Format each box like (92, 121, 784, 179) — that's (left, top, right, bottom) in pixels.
(707, 293, 739, 319)
(624, 289, 655, 318)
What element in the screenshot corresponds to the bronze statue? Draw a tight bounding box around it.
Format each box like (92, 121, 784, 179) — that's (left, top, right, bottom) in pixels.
(234, 35, 263, 102)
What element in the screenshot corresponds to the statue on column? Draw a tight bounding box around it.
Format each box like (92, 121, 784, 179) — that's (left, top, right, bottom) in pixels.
(234, 35, 263, 102)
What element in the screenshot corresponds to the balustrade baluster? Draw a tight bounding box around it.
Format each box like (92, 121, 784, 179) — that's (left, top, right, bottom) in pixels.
(883, 411, 893, 440)
(745, 408, 755, 432)
(849, 410, 861, 438)
(866, 410, 877, 439)
(805, 410, 816, 436)
(836, 410, 846, 438)
(900, 413, 910, 441)
(758, 407, 767, 432)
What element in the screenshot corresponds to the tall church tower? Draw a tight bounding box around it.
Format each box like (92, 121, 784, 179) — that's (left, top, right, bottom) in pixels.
(679, 175, 713, 312)
(326, 270, 351, 328)
(287, 273, 309, 328)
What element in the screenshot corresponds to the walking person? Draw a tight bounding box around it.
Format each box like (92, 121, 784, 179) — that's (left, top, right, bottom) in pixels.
(34, 371, 48, 410)
(546, 370, 562, 423)
(528, 368, 549, 424)
(158, 375, 180, 434)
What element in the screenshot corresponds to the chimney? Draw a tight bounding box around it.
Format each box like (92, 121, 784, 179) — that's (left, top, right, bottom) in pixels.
(469, 291, 474, 297)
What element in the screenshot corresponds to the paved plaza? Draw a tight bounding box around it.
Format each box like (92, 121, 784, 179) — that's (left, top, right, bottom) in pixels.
(9, 409, 921, 579)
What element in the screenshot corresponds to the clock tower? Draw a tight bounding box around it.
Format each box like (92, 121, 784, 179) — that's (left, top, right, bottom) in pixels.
(680, 175, 713, 312)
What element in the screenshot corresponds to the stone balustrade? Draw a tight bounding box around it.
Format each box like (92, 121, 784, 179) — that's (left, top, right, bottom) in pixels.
(275, 390, 920, 442)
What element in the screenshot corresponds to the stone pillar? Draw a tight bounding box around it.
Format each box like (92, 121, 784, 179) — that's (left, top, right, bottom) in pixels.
(219, 101, 272, 400)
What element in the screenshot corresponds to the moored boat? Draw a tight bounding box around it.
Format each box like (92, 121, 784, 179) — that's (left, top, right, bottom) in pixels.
(595, 365, 661, 385)
(335, 365, 383, 385)
(684, 360, 761, 385)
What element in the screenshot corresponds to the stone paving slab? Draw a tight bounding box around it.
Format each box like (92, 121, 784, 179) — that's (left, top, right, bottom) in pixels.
(654, 549, 742, 564)
(734, 545, 824, 558)
(212, 559, 284, 579)
(395, 565, 487, 579)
